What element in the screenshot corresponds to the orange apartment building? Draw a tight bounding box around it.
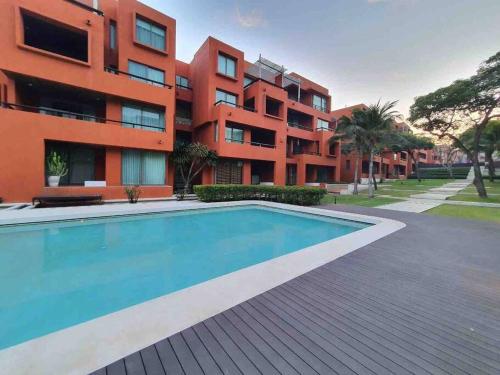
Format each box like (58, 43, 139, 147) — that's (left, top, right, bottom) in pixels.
(0, 0, 419, 204)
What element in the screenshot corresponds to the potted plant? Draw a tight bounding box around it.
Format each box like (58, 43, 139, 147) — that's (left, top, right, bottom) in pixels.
(46, 151, 68, 187)
(125, 185, 141, 203)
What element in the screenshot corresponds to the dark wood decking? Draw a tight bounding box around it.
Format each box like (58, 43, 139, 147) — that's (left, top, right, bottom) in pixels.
(91, 206, 500, 375)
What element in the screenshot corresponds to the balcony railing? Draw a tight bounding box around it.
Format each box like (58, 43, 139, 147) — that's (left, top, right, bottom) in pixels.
(225, 138, 276, 148)
(175, 116, 192, 126)
(104, 67, 173, 89)
(214, 100, 256, 112)
(65, 0, 104, 16)
(287, 122, 313, 132)
(176, 83, 192, 90)
(292, 150, 321, 156)
(0, 102, 165, 131)
(312, 104, 328, 113)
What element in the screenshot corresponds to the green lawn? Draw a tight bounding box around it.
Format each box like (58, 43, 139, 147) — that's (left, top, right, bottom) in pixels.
(426, 204, 500, 224)
(320, 194, 403, 207)
(377, 179, 453, 198)
(448, 181, 500, 204)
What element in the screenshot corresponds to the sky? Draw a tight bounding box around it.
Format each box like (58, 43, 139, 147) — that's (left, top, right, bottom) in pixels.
(142, 0, 500, 118)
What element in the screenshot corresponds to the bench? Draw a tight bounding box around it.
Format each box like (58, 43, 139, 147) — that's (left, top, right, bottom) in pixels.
(32, 195, 103, 207)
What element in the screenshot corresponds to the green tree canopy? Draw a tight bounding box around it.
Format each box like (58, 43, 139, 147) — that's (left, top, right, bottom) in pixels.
(409, 51, 500, 197)
(170, 141, 218, 199)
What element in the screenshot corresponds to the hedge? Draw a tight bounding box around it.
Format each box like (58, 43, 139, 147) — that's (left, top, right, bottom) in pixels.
(193, 185, 327, 206)
(409, 167, 470, 179)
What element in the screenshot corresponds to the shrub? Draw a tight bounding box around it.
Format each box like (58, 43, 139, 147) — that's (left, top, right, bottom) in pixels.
(409, 167, 470, 179)
(193, 185, 327, 206)
(124, 185, 141, 203)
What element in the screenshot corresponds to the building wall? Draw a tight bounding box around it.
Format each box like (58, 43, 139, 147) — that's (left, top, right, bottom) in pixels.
(0, 0, 176, 202)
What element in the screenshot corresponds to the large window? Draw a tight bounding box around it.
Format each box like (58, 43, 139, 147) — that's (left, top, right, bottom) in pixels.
(312, 95, 327, 112)
(22, 11, 88, 62)
(122, 103, 165, 132)
(317, 118, 330, 131)
(128, 60, 164, 87)
(225, 126, 244, 144)
(135, 16, 166, 51)
(175, 75, 190, 89)
(122, 150, 166, 185)
(216, 89, 237, 107)
(217, 53, 236, 78)
(45, 142, 105, 186)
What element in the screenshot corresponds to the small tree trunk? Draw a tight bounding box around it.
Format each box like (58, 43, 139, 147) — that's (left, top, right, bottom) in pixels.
(486, 151, 495, 182)
(353, 156, 359, 195)
(368, 149, 374, 198)
(372, 174, 378, 190)
(472, 158, 487, 198)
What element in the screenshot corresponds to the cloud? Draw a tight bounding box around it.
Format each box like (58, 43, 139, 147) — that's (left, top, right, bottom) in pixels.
(235, 6, 267, 28)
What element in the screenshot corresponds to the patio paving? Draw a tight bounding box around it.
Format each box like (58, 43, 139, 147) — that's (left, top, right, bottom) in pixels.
(91, 205, 500, 375)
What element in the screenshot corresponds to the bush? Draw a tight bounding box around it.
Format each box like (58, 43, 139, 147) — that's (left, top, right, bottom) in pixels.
(193, 185, 327, 206)
(409, 167, 470, 179)
(124, 185, 141, 203)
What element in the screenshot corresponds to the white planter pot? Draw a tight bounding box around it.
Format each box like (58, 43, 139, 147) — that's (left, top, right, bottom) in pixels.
(48, 176, 60, 187)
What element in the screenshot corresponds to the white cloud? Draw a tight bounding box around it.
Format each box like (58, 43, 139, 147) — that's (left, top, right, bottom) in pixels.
(235, 6, 267, 28)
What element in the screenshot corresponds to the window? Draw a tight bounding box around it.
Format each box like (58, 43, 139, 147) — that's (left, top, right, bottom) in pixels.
(225, 126, 244, 144)
(176, 75, 190, 89)
(109, 20, 117, 50)
(135, 16, 166, 51)
(217, 53, 236, 78)
(214, 121, 219, 142)
(216, 89, 237, 107)
(317, 119, 330, 131)
(244, 76, 254, 87)
(312, 94, 327, 112)
(346, 160, 351, 170)
(122, 103, 165, 132)
(216, 160, 242, 184)
(22, 11, 88, 62)
(128, 60, 164, 87)
(122, 149, 166, 185)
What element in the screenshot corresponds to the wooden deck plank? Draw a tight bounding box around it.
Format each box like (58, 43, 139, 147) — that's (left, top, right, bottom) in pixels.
(93, 206, 500, 375)
(140, 345, 166, 375)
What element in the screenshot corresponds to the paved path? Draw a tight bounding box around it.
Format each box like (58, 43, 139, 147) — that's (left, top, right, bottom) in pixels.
(91, 205, 500, 375)
(378, 175, 474, 213)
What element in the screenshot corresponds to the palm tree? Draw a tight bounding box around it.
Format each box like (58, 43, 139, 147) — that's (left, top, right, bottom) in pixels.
(357, 101, 399, 198)
(329, 110, 368, 195)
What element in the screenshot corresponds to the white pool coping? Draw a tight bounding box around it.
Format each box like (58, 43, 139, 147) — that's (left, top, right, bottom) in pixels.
(0, 201, 405, 375)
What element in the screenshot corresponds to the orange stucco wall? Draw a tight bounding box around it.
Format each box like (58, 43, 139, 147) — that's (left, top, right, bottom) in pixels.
(0, 0, 424, 203)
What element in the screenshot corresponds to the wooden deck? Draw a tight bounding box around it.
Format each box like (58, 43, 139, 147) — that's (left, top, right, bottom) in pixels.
(91, 205, 500, 375)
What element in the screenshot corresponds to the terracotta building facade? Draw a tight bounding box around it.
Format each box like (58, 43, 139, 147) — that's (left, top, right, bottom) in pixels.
(0, 0, 415, 203)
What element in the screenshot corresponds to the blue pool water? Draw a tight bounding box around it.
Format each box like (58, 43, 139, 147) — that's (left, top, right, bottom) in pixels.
(0, 205, 368, 349)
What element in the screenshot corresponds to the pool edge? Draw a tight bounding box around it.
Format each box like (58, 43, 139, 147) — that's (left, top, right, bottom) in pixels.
(0, 201, 405, 375)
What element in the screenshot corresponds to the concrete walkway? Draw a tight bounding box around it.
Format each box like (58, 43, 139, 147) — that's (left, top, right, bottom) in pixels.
(378, 169, 476, 213)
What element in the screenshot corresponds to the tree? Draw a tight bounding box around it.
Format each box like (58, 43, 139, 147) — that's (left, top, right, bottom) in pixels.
(357, 101, 399, 198)
(329, 110, 369, 195)
(170, 141, 218, 199)
(409, 51, 500, 198)
(389, 133, 434, 182)
(458, 120, 500, 181)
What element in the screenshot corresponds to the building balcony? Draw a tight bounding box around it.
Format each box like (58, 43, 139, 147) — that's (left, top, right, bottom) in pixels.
(217, 138, 278, 161)
(175, 116, 192, 126)
(0, 104, 171, 151)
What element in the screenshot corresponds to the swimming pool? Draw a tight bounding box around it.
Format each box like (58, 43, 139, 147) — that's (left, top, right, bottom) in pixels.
(0, 205, 369, 350)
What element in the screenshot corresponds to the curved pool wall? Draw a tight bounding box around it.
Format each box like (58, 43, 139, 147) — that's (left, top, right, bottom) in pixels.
(0, 201, 405, 375)
(0, 205, 369, 350)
